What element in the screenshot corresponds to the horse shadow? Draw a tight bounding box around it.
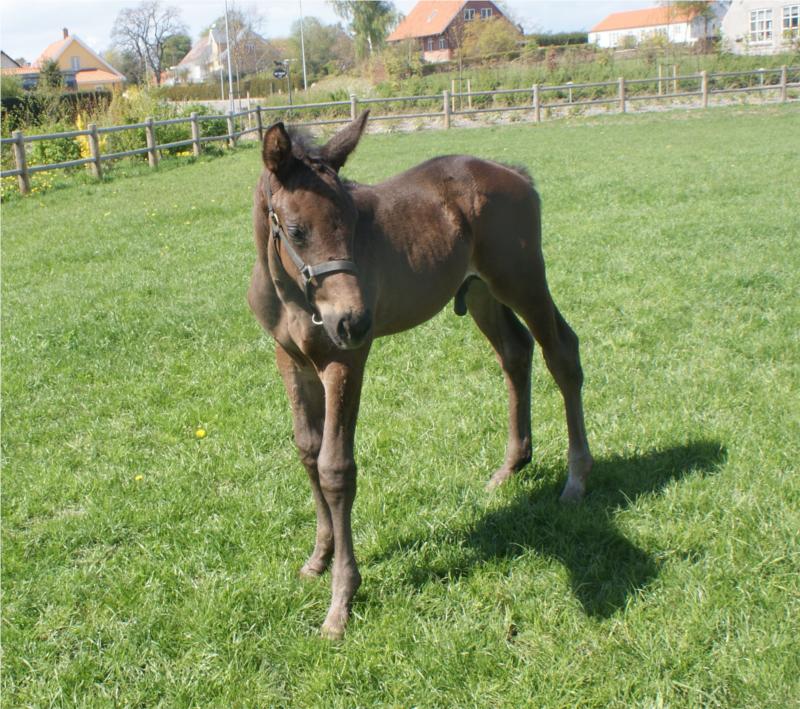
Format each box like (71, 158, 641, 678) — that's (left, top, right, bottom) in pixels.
(369, 441, 726, 618)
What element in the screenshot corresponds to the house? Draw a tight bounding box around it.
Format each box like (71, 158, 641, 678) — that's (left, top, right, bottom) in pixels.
(0, 29, 125, 91)
(169, 27, 270, 84)
(1, 50, 21, 68)
(589, 4, 725, 48)
(387, 0, 511, 63)
(721, 0, 799, 54)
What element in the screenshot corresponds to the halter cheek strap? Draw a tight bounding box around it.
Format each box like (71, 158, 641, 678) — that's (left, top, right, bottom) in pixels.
(263, 175, 359, 320)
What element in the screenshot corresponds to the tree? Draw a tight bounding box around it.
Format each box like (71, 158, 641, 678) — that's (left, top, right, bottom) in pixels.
(663, 1, 718, 40)
(103, 47, 145, 84)
(330, 1, 398, 59)
(111, 1, 187, 85)
(38, 59, 63, 88)
(205, 4, 270, 95)
(161, 34, 191, 68)
(462, 17, 521, 57)
(289, 17, 354, 81)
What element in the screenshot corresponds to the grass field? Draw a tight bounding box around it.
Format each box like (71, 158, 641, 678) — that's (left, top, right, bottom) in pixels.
(3, 105, 799, 707)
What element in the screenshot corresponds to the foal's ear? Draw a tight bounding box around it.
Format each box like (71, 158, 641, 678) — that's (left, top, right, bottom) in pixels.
(322, 110, 369, 173)
(262, 122, 293, 176)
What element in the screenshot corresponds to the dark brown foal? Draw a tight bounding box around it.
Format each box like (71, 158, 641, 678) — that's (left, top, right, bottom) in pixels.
(247, 113, 593, 638)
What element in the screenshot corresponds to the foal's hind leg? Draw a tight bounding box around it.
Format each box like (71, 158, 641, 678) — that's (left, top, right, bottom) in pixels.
(275, 345, 333, 577)
(465, 279, 534, 489)
(520, 296, 593, 502)
(485, 276, 593, 502)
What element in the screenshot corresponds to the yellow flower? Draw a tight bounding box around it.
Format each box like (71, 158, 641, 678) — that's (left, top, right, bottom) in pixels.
(134, 474, 144, 482)
(195, 428, 207, 439)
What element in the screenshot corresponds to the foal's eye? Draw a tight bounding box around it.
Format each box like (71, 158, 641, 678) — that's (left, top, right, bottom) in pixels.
(287, 224, 307, 244)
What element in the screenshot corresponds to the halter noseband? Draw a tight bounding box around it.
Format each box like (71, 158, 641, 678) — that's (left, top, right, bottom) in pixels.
(263, 172, 359, 324)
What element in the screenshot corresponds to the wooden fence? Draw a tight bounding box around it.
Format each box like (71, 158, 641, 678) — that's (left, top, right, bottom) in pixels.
(2, 65, 797, 195)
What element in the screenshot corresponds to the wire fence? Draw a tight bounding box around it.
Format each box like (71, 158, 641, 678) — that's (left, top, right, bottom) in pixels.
(2, 65, 798, 195)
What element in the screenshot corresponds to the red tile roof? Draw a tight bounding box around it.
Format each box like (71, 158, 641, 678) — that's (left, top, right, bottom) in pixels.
(75, 68, 124, 85)
(37, 37, 72, 64)
(388, 1, 465, 41)
(590, 5, 697, 33)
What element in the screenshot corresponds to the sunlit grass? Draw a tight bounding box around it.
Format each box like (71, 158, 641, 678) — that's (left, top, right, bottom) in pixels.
(3, 104, 799, 707)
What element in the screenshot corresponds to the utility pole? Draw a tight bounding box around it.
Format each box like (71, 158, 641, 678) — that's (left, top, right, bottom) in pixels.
(299, 0, 308, 91)
(224, 0, 235, 115)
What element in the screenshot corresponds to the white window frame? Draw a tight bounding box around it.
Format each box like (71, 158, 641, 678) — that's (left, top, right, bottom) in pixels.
(784, 5, 800, 35)
(481, 7, 493, 19)
(71, 56, 80, 70)
(427, 37, 434, 51)
(750, 8, 773, 42)
(464, 8, 475, 20)
(438, 36, 446, 49)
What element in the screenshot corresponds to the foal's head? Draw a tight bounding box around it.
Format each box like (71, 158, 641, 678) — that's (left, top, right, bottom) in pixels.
(261, 112, 371, 350)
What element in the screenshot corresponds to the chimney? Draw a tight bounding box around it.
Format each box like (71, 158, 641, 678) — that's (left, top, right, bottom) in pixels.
(63, 28, 69, 39)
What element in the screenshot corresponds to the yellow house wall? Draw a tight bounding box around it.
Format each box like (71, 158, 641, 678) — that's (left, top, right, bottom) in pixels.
(56, 41, 100, 72)
(56, 40, 124, 88)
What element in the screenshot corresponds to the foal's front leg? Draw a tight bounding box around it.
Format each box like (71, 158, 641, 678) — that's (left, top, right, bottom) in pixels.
(316, 352, 368, 639)
(275, 346, 332, 577)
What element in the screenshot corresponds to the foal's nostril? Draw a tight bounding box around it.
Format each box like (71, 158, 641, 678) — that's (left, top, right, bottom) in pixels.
(337, 310, 372, 344)
(350, 310, 372, 341)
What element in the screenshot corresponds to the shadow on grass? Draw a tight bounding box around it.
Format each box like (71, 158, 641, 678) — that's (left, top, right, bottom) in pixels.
(370, 440, 726, 617)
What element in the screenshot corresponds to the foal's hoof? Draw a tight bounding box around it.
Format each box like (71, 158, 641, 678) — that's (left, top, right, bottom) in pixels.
(559, 479, 585, 504)
(320, 609, 348, 641)
(486, 468, 514, 490)
(299, 562, 327, 580)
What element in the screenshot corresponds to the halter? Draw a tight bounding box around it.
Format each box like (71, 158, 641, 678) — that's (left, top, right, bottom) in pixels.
(263, 172, 359, 325)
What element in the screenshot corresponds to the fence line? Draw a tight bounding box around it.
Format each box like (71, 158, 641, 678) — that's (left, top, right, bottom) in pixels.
(2, 66, 797, 195)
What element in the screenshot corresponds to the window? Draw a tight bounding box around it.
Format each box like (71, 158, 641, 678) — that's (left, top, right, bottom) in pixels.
(481, 7, 493, 19)
(784, 5, 800, 35)
(750, 8, 773, 41)
(427, 38, 434, 51)
(464, 8, 475, 20)
(438, 36, 446, 49)
(71, 56, 80, 70)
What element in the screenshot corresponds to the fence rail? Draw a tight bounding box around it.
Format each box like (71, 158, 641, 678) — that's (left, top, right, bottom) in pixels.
(2, 66, 798, 195)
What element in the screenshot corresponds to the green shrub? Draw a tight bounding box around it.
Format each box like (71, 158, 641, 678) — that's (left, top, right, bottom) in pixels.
(28, 123, 81, 166)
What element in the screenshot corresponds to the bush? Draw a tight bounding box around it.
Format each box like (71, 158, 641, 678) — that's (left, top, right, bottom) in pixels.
(27, 123, 81, 166)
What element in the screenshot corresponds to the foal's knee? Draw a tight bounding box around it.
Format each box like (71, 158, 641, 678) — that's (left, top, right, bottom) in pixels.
(295, 430, 322, 469)
(317, 454, 357, 496)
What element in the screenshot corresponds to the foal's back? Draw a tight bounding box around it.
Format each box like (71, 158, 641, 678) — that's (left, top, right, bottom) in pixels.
(352, 156, 543, 336)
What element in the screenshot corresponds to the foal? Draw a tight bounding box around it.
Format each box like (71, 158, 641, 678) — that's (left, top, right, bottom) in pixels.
(247, 112, 593, 638)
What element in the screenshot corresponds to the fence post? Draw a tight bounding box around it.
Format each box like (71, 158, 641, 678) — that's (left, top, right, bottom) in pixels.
(467, 79, 472, 110)
(88, 123, 102, 179)
(658, 64, 663, 96)
(533, 84, 540, 123)
(350, 93, 357, 120)
(145, 117, 158, 169)
(780, 65, 788, 102)
(443, 89, 451, 129)
(190, 112, 201, 157)
(227, 111, 236, 149)
(701, 70, 708, 109)
(618, 77, 626, 114)
(12, 130, 30, 195)
(255, 106, 264, 143)
(673, 65, 678, 94)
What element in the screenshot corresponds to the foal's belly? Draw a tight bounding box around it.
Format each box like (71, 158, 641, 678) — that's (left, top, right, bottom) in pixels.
(371, 247, 470, 337)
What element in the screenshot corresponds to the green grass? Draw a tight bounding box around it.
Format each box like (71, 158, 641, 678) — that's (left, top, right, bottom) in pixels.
(3, 105, 799, 707)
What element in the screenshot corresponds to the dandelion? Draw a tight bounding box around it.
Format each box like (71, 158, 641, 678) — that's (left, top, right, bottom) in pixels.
(134, 474, 144, 482)
(195, 428, 207, 439)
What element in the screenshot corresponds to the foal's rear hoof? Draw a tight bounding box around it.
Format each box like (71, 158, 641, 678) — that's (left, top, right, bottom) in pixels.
(299, 565, 325, 580)
(559, 479, 586, 504)
(486, 468, 515, 490)
(320, 609, 348, 641)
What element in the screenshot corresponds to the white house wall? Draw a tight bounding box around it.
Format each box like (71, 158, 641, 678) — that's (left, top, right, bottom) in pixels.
(721, 0, 799, 54)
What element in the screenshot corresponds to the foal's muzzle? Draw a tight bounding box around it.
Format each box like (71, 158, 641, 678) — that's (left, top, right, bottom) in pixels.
(329, 308, 372, 350)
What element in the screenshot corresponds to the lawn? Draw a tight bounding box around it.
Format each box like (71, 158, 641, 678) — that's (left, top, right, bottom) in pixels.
(3, 105, 799, 707)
